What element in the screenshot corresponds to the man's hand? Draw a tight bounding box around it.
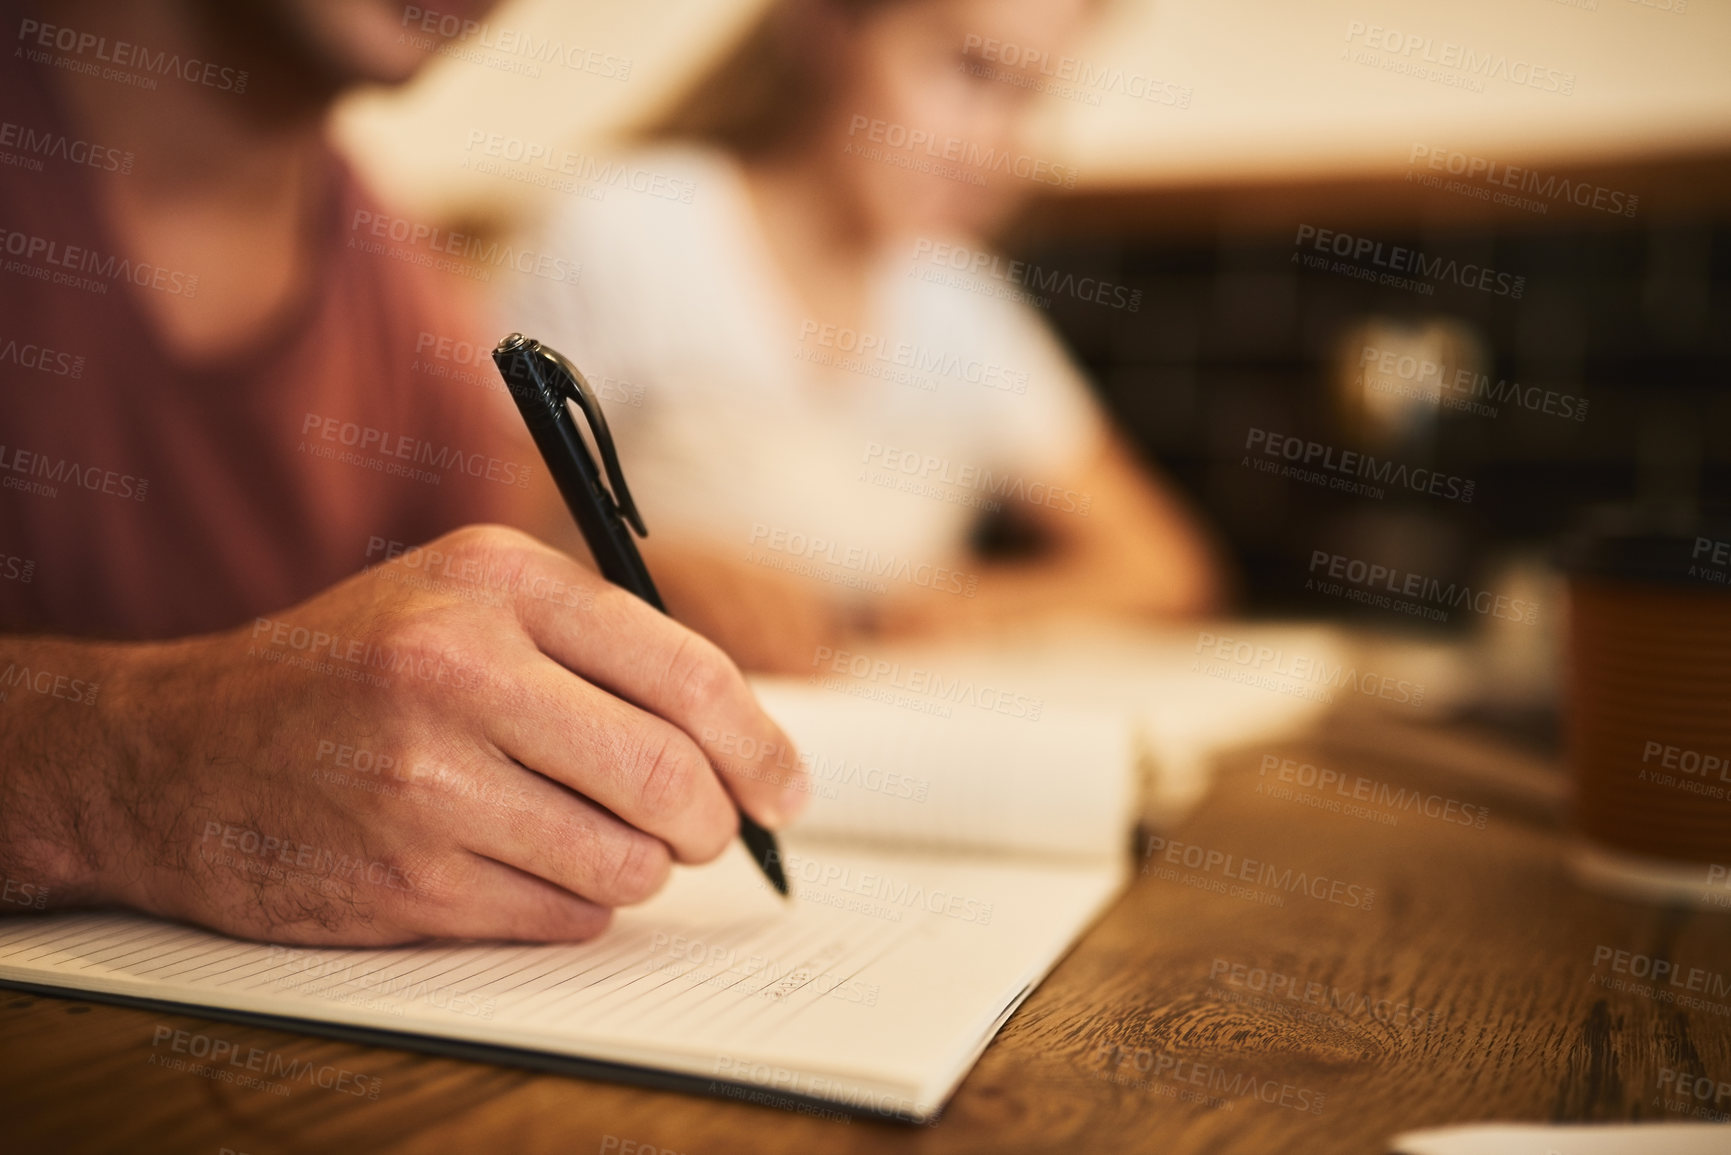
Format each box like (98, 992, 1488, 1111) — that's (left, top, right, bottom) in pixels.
(0, 525, 807, 945)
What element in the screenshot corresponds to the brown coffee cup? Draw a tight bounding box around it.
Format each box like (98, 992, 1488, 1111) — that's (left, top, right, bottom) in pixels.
(1563, 513, 1731, 907)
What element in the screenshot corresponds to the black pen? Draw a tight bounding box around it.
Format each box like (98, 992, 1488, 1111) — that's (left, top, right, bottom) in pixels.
(491, 333, 790, 897)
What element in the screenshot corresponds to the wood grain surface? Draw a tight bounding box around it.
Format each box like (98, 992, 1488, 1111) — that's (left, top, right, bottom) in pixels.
(4, 712, 1728, 1155)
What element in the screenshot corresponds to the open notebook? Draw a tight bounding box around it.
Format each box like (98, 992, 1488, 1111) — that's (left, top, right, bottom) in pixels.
(0, 679, 1139, 1122)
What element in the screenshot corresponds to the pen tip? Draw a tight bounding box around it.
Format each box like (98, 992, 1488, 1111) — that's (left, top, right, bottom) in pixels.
(739, 817, 790, 898)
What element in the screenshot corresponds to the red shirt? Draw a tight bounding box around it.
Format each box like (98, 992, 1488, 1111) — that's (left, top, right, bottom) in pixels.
(0, 53, 534, 640)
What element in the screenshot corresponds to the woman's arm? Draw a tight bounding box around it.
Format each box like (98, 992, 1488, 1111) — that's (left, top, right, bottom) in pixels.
(873, 434, 1232, 637)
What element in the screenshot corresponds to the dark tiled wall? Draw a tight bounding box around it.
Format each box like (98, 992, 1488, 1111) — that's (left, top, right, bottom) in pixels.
(1022, 219, 1731, 618)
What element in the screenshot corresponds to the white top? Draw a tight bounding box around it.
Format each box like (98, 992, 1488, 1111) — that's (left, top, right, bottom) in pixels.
(507, 145, 1103, 589)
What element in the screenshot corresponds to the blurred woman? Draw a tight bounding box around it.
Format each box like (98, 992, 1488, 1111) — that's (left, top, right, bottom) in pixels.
(510, 0, 1226, 672)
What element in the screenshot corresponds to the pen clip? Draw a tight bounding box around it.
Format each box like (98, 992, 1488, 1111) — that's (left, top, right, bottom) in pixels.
(522, 337, 649, 539)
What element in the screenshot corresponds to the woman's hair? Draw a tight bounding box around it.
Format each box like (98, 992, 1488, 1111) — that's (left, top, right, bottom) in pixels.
(635, 0, 903, 158)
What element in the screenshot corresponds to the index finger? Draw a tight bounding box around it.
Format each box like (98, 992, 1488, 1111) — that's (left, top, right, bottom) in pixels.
(492, 530, 811, 827)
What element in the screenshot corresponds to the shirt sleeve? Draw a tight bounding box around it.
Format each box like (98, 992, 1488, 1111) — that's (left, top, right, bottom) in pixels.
(503, 209, 632, 389)
(983, 298, 1109, 480)
(498, 160, 689, 449)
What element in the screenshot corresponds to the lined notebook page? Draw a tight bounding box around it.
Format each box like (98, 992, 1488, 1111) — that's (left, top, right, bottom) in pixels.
(0, 839, 1124, 1119)
(753, 678, 1136, 859)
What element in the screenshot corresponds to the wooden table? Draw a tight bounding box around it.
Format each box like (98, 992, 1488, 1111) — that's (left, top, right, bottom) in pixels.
(4, 713, 1728, 1155)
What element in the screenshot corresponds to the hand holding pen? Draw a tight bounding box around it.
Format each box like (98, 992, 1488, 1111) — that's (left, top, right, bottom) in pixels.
(493, 333, 796, 896)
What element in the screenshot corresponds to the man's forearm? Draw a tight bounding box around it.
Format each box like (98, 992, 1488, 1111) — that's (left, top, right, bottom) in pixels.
(0, 636, 146, 909)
